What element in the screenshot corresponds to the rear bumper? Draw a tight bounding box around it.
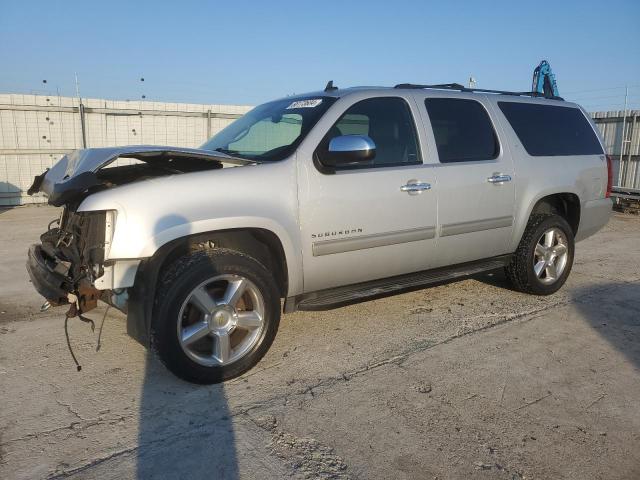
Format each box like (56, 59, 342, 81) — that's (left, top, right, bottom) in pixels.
(26, 244, 72, 305)
(576, 198, 613, 242)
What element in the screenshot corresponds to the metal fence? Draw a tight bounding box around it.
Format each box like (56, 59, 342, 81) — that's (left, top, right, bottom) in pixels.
(0, 94, 251, 206)
(591, 110, 640, 195)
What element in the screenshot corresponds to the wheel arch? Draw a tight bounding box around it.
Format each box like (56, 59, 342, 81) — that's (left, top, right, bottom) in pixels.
(126, 227, 292, 346)
(530, 193, 581, 235)
(511, 190, 581, 251)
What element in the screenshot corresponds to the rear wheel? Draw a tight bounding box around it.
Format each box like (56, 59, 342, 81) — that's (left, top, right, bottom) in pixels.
(151, 249, 281, 384)
(505, 214, 574, 295)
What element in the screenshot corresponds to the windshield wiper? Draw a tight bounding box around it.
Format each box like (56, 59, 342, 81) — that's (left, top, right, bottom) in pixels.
(212, 147, 260, 164)
(214, 147, 240, 155)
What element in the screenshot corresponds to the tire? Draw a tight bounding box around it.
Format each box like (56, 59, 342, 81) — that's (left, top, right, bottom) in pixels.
(151, 248, 281, 384)
(505, 214, 575, 295)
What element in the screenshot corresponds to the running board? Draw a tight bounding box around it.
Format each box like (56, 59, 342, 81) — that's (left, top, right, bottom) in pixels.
(287, 255, 512, 312)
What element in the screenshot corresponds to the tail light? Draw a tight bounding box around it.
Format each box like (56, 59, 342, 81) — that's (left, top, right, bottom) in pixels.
(605, 155, 613, 198)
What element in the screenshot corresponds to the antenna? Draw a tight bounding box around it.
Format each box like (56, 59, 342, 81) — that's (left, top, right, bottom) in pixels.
(74, 72, 81, 101)
(324, 80, 338, 92)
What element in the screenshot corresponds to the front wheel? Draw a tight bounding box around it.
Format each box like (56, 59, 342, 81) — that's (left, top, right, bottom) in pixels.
(505, 214, 575, 295)
(151, 248, 281, 384)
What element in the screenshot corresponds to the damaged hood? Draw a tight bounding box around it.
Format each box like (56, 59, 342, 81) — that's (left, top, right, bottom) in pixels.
(28, 145, 255, 207)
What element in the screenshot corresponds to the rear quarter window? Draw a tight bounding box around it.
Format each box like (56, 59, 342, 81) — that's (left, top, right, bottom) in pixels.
(498, 102, 603, 156)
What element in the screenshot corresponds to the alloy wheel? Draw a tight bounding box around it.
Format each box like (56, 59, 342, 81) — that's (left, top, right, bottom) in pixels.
(533, 227, 569, 285)
(177, 274, 266, 366)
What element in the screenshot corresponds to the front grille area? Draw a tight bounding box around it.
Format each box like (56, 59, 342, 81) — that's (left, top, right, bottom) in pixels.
(62, 210, 107, 280)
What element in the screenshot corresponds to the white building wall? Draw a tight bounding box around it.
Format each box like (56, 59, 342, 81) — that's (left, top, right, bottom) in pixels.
(0, 94, 251, 206)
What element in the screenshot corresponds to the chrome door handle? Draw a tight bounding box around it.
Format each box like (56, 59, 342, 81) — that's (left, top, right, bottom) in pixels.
(400, 182, 431, 193)
(487, 174, 512, 184)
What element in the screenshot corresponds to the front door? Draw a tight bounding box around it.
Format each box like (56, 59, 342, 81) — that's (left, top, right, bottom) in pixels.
(297, 95, 438, 293)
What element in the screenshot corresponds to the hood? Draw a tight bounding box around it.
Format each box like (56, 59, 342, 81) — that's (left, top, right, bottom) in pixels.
(28, 145, 255, 207)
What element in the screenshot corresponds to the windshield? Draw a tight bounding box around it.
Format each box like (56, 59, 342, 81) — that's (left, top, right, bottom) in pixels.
(200, 96, 336, 162)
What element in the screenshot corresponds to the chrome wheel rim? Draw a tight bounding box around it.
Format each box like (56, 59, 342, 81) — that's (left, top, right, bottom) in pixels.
(177, 274, 266, 367)
(533, 227, 569, 285)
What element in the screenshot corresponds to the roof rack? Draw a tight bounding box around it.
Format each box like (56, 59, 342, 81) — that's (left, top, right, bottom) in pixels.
(394, 83, 564, 101)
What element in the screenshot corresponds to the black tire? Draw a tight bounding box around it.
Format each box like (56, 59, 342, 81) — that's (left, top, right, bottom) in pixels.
(151, 248, 281, 384)
(505, 214, 575, 295)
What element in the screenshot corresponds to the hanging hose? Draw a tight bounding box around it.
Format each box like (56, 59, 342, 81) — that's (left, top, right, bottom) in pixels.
(96, 306, 110, 352)
(63, 303, 96, 372)
(64, 311, 82, 372)
(78, 313, 95, 331)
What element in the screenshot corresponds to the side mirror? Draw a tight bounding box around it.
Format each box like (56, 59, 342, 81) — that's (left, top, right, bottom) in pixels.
(318, 135, 376, 168)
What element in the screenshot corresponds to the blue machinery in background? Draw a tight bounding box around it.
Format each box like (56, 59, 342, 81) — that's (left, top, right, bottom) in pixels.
(532, 60, 560, 99)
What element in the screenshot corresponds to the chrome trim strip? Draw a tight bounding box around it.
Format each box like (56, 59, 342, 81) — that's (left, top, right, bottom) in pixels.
(312, 227, 436, 257)
(440, 216, 513, 237)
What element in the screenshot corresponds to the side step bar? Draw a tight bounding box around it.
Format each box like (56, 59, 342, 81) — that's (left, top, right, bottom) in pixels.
(286, 255, 512, 312)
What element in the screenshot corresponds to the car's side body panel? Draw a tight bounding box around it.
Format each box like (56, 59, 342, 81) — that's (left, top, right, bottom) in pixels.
(485, 96, 611, 249)
(410, 91, 518, 267)
(577, 198, 613, 241)
(77, 159, 305, 296)
(294, 90, 439, 293)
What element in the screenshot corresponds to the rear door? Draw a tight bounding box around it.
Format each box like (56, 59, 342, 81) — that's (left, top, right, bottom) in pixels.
(415, 94, 516, 266)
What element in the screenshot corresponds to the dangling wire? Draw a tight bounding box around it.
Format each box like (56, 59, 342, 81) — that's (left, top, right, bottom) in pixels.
(64, 311, 82, 372)
(63, 303, 96, 372)
(78, 313, 95, 331)
(96, 306, 110, 352)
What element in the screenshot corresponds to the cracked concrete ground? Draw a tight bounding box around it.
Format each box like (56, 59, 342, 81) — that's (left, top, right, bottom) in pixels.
(1, 205, 639, 479)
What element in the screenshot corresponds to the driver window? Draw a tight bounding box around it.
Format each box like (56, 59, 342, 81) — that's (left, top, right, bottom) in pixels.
(323, 97, 421, 168)
(229, 113, 302, 155)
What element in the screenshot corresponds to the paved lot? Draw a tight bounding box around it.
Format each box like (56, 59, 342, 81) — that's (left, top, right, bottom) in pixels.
(1, 205, 639, 480)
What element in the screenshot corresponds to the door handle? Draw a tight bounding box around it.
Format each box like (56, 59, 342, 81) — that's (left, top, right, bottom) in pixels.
(487, 174, 512, 184)
(400, 182, 431, 194)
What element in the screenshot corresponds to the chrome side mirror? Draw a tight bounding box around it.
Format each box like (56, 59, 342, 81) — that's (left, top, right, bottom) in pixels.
(319, 135, 376, 167)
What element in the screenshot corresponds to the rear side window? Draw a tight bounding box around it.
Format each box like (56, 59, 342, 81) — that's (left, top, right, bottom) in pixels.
(425, 98, 499, 163)
(498, 102, 603, 156)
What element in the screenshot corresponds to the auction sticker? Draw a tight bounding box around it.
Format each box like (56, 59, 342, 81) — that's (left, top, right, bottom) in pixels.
(286, 99, 323, 109)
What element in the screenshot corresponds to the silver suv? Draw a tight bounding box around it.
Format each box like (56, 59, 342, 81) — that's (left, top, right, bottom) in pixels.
(27, 83, 613, 383)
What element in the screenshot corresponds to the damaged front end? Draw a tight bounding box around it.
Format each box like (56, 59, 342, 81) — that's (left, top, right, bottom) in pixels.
(28, 145, 252, 207)
(26, 145, 252, 316)
(26, 209, 113, 315)
(25, 145, 261, 366)
(24, 145, 257, 368)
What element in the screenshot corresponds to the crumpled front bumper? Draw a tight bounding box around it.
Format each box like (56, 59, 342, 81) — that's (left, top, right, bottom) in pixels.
(26, 244, 72, 306)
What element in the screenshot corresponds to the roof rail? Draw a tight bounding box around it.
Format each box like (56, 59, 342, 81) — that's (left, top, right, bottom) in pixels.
(394, 83, 564, 101)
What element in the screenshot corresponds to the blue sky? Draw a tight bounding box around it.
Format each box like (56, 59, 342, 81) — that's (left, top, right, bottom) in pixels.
(1, 0, 639, 110)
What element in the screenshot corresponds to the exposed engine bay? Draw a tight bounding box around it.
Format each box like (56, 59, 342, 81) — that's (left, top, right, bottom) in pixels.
(27, 145, 253, 207)
(95, 155, 223, 187)
(27, 209, 108, 313)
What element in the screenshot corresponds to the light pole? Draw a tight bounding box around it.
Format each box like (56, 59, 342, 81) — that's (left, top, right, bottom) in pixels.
(618, 85, 629, 187)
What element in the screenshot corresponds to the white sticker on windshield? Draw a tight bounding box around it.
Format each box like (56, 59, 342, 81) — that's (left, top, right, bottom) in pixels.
(286, 99, 322, 109)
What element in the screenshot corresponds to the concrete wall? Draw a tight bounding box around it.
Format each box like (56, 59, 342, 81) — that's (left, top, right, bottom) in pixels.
(0, 94, 251, 206)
